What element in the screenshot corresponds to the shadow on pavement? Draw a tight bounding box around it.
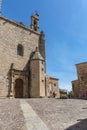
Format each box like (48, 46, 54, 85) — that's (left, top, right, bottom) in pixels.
(66, 118, 87, 130)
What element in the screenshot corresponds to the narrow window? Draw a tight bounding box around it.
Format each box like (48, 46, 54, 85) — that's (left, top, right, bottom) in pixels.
(42, 68, 44, 71)
(81, 76, 83, 81)
(42, 80, 44, 82)
(54, 83, 56, 87)
(17, 44, 24, 56)
(34, 20, 37, 31)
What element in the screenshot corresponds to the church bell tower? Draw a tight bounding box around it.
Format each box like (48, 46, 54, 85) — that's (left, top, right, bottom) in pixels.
(30, 12, 39, 32)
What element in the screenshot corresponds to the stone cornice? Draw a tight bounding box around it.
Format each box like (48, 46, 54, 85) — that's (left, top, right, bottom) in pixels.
(0, 16, 40, 35)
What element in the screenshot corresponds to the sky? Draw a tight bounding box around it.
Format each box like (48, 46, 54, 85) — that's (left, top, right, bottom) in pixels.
(1, 0, 87, 91)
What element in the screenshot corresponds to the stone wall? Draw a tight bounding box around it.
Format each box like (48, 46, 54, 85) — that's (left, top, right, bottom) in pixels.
(39, 61, 46, 97)
(0, 16, 39, 97)
(72, 62, 87, 98)
(30, 60, 46, 98)
(72, 80, 79, 98)
(30, 60, 40, 97)
(39, 32, 45, 60)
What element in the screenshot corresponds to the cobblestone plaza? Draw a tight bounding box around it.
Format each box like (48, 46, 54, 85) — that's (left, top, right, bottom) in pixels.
(0, 98, 87, 130)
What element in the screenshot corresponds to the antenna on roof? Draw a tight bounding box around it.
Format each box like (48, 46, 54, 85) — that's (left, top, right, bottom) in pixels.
(0, 0, 2, 16)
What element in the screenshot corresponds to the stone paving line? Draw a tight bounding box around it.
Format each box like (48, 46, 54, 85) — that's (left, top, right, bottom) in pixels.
(27, 99, 87, 130)
(20, 99, 49, 130)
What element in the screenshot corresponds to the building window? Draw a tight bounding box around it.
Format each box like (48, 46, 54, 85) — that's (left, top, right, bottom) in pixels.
(54, 83, 56, 87)
(81, 76, 83, 81)
(42, 80, 44, 82)
(34, 20, 37, 31)
(17, 44, 24, 56)
(72, 84, 75, 91)
(42, 68, 44, 71)
(42, 61, 44, 64)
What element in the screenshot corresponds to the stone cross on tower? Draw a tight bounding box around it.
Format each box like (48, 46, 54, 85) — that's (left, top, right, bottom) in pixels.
(0, 0, 2, 16)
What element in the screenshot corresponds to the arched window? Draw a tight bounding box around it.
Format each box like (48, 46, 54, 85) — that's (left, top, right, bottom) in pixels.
(34, 20, 37, 31)
(17, 44, 24, 56)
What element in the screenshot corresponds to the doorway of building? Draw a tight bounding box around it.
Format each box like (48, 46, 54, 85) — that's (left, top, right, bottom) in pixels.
(15, 79, 23, 98)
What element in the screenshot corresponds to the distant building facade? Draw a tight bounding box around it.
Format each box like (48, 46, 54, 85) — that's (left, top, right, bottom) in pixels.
(72, 62, 87, 98)
(46, 76, 60, 97)
(0, 13, 60, 98)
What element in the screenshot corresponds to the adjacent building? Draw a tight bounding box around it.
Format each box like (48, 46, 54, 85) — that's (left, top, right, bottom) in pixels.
(0, 13, 60, 98)
(72, 62, 87, 98)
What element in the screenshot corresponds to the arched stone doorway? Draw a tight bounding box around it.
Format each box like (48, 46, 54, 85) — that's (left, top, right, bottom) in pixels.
(15, 79, 23, 98)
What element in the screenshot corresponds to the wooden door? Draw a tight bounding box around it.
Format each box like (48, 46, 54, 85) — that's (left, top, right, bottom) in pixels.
(15, 79, 23, 98)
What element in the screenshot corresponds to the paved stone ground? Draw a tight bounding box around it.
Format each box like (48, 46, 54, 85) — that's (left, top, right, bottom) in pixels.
(27, 99, 87, 130)
(0, 98, 87, 130)
(0, 99, 26, 130)
(20, 100, 49, 130)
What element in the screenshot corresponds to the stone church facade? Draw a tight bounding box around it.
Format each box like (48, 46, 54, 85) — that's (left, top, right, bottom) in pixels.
(72, 62, 87, 98)
(0, 13, 60, 98)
